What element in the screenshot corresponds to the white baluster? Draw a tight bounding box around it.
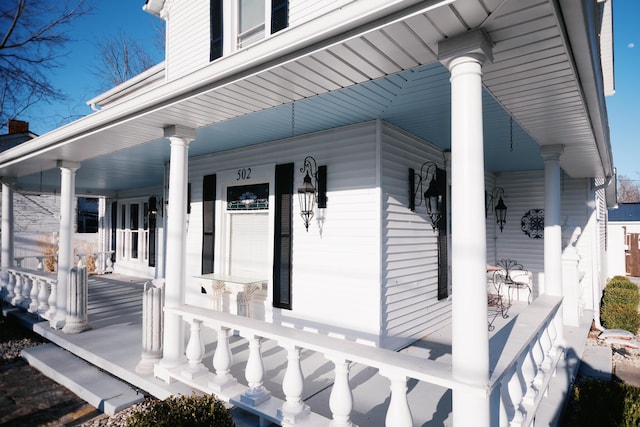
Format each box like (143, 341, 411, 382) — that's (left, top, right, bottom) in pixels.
(35, 256, 44, 272)
(507, 362, 526, 426)
(37, 278, 50, 316)
(208, 326, 237, 391)
(278, 344, 310, 424)
(11, 272, 24, 306)
(5, 270, 15, 301)
(383, 374, 412, 427)
(182, 318, 207, 378)
(521, 345, 538, 406)
(329, 358, 356, 427)
(20, 274, 32, 309)
(28, 275, 40, 313)
(46, 280, 58, 321)
(531, 332, 546, 387)
(499, 366, 516, 427)
(241, 335, 271, 406)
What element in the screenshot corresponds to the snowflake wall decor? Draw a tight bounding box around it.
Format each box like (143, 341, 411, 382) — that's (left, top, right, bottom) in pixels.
(521, 209, 544, 239)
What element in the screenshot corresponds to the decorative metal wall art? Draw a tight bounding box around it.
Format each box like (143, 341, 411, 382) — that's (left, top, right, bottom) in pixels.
(521, 209, 544, 239)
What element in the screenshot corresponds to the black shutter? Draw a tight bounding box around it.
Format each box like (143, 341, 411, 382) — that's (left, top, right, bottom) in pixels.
(437, 167, 449, 300)
(273, 163, 293, 309)
(210, 0, 223, 61)
(202, 175, 216, 274)
(271, 0, 288, 34)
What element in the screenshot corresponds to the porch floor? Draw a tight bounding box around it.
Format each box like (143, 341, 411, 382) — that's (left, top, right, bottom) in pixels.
(6, 274, 590, 426)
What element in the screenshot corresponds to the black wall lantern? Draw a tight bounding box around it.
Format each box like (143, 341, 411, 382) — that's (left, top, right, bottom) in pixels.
(487, 187, 508, 232)
(409, 161, 442, 230)
(298, 156, 327, 231)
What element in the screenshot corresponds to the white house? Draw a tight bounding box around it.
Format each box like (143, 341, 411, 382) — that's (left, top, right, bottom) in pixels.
(0, 0, 617, 426)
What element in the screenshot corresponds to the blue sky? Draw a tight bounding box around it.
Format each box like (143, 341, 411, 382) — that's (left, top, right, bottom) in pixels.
(26, 1, 640, 181)
(607, 0, 640, 181)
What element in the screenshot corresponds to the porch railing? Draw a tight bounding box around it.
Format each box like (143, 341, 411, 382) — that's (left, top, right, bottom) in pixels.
(159, 295, 563, 426)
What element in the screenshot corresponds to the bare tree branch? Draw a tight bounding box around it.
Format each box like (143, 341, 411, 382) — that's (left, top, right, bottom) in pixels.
(618, 175, 640, 203)
(0, 0, 93, 131)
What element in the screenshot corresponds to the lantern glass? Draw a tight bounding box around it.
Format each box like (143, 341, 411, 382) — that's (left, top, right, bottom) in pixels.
(297, 172, 316, 230)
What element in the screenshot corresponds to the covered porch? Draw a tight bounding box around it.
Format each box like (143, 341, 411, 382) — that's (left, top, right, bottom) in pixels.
(2, 273, 590, 426)
(0, 1, 615, 426)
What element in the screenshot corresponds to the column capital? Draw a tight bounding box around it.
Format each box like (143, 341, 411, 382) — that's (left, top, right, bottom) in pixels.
(164, 125, 197, 141)
(56, 160, 80, 171)
(540, 144, 564, 162)
(438, 29, 493, 68)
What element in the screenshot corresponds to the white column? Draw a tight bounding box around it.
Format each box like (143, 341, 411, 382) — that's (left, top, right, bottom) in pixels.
(159, 125, 196, 367)
(1, 181, 14, 292)
(439, 29, 493, 427)
(541, 145, 565, 345)
(52, 161, 80, 329)
(541, 145, 564, 295)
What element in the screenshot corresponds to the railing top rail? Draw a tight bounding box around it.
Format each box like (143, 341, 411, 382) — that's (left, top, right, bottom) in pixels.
(166, 304, 485, 396)
(488, 294, 562, 389)
(4, 266, 57, 280)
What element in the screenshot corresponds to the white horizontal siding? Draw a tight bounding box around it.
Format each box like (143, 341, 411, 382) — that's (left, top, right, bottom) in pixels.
(186, 122, 383, 343)
(494, 171, 545, 296)
(166, 0, 211, 81)
(380, 123, 449, 350)
(289, 0, 354, 27)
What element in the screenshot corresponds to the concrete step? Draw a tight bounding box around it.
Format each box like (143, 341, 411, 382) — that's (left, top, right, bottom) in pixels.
(22, 343, 144, 415)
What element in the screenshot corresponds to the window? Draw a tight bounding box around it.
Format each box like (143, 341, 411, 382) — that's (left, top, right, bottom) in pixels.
(77, 197, 99, 233)
(210, 0, 289, 60)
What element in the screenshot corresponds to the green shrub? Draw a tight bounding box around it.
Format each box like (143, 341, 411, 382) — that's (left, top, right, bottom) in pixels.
(563, 378, 640, 427)
(608, 276, 638, 291)
(127, 394, 234, 427)
(603, 287, 640, 307)
(601, 303, 640, 334)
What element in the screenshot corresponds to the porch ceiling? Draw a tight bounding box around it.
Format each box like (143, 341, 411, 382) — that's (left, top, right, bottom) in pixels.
(1, 0, 611, 195)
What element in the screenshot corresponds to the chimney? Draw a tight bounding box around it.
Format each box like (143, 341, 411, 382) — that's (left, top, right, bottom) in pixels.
(8, 119, 29, 134)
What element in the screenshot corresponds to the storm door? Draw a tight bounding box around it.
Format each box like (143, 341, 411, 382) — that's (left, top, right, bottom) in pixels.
(116, 199, 151, 265)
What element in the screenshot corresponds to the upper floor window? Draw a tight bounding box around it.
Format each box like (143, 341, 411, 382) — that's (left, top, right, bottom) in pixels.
(210, 0, 289, 61)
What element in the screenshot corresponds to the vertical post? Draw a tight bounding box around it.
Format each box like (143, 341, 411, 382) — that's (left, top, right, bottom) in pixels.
(384, 374, 412, 427)
(136, 280, 164, 374)
(439, 29, 493, 427)
(62, 266, 91, 333)
(541, 145, 566, 346)
(208, 325, 238, 391)
(158, 125, 196, 370)
(1, 181, 14, 297)
(52, 161, 80, 329)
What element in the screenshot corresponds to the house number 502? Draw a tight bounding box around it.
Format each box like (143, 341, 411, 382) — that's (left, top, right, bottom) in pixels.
(237, 168, 251, 180)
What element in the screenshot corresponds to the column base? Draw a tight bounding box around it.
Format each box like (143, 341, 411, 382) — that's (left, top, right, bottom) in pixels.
(136, 353, 162, 375)
(208, 374, 238, 392)
(62, 320, 91, 334)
